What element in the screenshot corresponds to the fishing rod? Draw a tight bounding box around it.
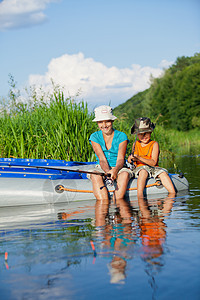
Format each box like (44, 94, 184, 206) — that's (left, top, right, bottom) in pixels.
(130, 134, 137, 170)
(6, 163, 111, 177)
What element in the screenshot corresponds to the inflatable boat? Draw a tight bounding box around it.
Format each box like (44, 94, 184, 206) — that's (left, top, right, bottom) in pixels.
(0, 158, 189, 207)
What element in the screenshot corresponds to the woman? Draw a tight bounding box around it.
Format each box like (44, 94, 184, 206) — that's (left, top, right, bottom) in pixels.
(88, 105, 133, 203)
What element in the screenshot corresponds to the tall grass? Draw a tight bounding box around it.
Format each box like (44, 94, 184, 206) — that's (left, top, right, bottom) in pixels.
(114, 114, 200, 160)
(0, 81, 199, 161)
(0, 87, 97, 161)
(113, 116, 176, 160)
(164, 129, 200, 155)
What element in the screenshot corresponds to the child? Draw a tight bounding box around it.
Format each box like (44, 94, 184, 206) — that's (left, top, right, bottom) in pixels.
(127, 117, 176, 198)
(88, 105, 133, 203)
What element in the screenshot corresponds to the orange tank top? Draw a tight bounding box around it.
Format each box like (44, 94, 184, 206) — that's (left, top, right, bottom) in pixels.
(134, 140, 158, 167)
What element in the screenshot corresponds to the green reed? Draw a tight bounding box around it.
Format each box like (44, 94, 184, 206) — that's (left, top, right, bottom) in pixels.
(0, 89, 97, 161)
(163, 128, 200, 155)
(0, 82, 198, 162)
(114, 114, 199, 160)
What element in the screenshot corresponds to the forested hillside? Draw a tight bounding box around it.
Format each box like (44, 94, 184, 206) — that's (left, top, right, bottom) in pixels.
(114, 53, 200, 131)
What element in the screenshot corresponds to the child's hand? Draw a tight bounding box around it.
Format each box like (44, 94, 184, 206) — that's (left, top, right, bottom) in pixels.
(128, 154, 138, 163)
(131, 154, 139, 162)
(128, 154, 134, 163)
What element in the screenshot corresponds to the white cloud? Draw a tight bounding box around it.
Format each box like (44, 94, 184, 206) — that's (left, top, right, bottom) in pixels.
(158, 59, 174, 69)
(0, 0, 59, 30)
(28, 52, 164, 108)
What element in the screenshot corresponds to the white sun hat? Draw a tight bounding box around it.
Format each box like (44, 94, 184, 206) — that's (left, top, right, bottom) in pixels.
(92, 105, 117, 122)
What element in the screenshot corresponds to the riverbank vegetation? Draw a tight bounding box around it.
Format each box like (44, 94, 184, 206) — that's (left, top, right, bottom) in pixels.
(0, 53, 199, 162)
(0, 85, 96, 161)
(0, 85, 198, 162)
(114, 52, 200, 131)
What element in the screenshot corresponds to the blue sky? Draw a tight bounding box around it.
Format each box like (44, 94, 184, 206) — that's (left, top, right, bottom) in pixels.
(0, 0, 199, 109)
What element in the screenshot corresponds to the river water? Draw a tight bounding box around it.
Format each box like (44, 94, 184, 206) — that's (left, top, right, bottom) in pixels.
(0, 154, 199, 300)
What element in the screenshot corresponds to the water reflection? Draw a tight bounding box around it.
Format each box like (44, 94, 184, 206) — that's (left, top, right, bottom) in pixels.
(93, 195, 174, 285)
(138, 196, 173, 264)
(1, 190, 199, 299)
(0, 154, 199, 299)
(95, 199, 134, 284)
(137, 196, 174, 298)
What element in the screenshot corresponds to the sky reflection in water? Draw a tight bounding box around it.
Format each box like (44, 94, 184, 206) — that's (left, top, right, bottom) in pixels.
(0, 155, 199, 299)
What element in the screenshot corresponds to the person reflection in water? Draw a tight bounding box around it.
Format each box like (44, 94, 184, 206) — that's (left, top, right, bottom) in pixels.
(95, 197, 135, 284)
(136, 195, 175, 297)
(138, 196, 174, 268)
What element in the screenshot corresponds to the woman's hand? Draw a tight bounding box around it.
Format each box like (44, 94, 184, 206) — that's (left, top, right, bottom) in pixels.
(107, 167, 118, 181)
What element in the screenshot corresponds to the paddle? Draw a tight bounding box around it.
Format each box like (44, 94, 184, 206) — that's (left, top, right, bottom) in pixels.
(6, 163, 111, 177)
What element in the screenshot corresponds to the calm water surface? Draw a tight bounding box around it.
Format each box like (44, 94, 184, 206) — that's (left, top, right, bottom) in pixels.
(0, 155, 199, 300)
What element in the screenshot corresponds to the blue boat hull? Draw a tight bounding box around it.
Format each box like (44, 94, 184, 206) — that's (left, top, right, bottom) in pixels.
(0, 158, 189, 207)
